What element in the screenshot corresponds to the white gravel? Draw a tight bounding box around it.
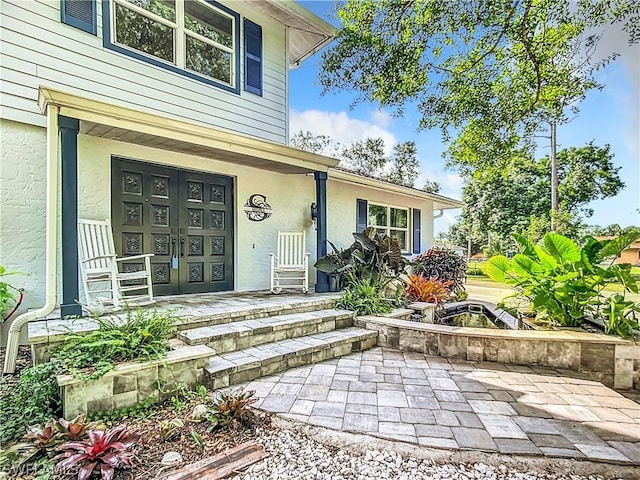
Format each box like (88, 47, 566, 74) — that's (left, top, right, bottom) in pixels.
(230, 422, 617, 480)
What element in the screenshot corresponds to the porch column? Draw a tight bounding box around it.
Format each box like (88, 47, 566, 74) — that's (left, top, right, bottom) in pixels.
(314, 171, 329, 293)
(59, 115, 82, 317)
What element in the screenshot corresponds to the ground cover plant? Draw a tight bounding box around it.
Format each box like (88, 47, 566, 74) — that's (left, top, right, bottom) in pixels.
(485, 231, 640, 336)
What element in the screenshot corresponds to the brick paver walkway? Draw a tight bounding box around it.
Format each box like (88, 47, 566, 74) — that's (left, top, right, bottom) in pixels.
(245, 347, 640, 465)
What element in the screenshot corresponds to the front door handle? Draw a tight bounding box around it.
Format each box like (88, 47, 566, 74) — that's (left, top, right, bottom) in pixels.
(171, 237, 176, 257)
(180, 237, 185, 257)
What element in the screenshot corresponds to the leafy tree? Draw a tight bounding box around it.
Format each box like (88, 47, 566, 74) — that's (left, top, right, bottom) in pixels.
(290, 130, 432, 190)
(446, 143, 624, 248)
(290, 130, 336, 155)
(321, 0, 637, 141)
(380, 141, 420, 188)
(422, 180, 441, 194)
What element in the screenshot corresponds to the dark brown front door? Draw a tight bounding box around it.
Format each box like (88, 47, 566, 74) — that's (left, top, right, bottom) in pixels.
(111, 158, 234, 296)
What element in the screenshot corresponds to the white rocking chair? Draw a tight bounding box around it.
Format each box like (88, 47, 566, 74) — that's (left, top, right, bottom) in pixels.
(269, 231, 310, 294)
(78, 219, 154, 310)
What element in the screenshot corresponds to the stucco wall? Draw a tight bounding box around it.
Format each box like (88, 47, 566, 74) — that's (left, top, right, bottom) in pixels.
(0, 119, 49, 343)
(326, 178, 435, 253)
(617, 249, 640, 266)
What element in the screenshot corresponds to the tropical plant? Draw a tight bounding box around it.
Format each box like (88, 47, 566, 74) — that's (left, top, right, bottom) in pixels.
(0, 265, 20, 320)
(336, 274, 395, 316)
(0, 360, 63, 444)
(403, 274, 453, 307)
(315, 227, 407, 287)
(599, 294, 640, 338)
(159, 418, 184, 441)
(54, 425, 140, 480)
(52, 307, 177, 379)
(206, 388, 257, 431)
(485, 231, 640, 330)
(412, 248, 467, 293)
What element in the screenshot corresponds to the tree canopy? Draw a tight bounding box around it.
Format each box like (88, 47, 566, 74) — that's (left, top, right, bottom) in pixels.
(290, 130, 437, 190)
(321, 0, 638, 149)
(446, 143, 624, 250)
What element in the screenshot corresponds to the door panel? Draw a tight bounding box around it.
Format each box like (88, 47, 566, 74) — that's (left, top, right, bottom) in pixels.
(178, 170, 234, 293)
(111, 158, 234, 295)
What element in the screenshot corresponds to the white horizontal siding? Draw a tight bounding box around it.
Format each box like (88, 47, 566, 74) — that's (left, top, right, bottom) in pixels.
(0, 0, 289, 143)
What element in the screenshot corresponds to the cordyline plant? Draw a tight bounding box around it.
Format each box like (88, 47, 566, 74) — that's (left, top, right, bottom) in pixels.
(403, 274, 454, 308)
(54, 425, 140, 480)
(486, 231, 640, 332)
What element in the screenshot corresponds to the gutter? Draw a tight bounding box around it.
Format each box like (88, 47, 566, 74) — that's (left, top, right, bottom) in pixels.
(3, 105, 59, 373)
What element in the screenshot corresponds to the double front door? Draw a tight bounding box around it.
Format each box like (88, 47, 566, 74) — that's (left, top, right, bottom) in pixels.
(112, 158, 234, 295)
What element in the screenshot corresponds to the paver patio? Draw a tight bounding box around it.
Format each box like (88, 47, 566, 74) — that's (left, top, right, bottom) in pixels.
(244, 347, 640, 465)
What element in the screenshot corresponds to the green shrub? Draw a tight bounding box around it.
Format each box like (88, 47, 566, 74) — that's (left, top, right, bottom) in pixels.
(336, 275, 395, 315)
(486, 231, 640, 332)
(52, 307, 177, 379)
(413, 248, 467, 292)
(0, 360, 63, 444)
(466, 267, 486, 276)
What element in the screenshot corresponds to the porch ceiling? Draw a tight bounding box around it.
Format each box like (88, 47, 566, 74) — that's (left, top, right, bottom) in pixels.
(38, 87, 340, 174)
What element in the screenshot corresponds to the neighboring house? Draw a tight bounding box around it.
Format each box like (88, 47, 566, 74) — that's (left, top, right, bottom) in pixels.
(596, 237, 640, 265)
(0, 0, 463, 340)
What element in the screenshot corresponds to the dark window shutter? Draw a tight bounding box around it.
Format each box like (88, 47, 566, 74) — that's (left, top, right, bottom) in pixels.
(244, 19, 262, 96)
(60, 0, 96, 35)
(356, 199, 368, 232)
(412, 208, 421, 254)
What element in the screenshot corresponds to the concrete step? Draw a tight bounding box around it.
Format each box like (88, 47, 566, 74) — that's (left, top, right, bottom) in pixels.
(178, 309, 356, 354)
(205, 328, 378, 389)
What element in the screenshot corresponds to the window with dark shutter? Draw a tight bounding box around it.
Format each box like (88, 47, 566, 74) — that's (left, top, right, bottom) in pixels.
(244, 19, 262, 96)
(61, 0, 96, 35)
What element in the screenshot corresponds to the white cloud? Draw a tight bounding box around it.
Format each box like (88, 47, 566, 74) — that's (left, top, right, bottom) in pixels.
(417, 170, 465, 197)
(290, 109, 397, 155)
(370, 109, 393, 128)
(434, 212, 460, 236)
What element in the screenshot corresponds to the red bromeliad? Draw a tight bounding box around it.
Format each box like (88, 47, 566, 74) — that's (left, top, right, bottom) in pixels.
(54, 425, 140, 480)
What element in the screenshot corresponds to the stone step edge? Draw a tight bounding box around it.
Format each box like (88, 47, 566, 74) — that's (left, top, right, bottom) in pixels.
(29, 297, 339, 346)
(178, 308, 356, 345)
(175, 297, 340, 331)
(205, 329, 378, 389)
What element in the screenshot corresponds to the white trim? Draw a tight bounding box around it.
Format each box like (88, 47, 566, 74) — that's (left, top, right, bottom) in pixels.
(368, 202, 411, 253)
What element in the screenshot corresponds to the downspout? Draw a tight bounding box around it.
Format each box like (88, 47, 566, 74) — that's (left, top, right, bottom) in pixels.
(433, 209, 444, 219)
(3, 105, 60, 373)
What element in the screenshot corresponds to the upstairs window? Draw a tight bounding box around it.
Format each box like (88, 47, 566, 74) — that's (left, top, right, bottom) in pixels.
(106, 0, 239, 92)
(368, 203, 410, 252)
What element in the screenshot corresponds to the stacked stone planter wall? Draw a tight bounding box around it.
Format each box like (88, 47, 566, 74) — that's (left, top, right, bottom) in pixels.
(357, 315, 640, 391)
(57, 344, 214, 418)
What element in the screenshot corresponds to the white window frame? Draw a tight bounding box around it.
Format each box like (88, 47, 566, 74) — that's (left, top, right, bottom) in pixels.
(110, 0, 236, 87)
(368, 202, 411, 253)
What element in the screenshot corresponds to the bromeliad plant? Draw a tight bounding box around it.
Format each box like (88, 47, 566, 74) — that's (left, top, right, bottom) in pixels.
(205, 388, 257, 431)
(485, 231, 640, 334)
(403, 274, 453, 308)
(54, 425, 140, 480)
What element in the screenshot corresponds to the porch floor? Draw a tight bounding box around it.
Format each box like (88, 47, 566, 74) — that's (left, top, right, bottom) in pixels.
(243, 347, 640, 466)
(29, 290, 342, 343)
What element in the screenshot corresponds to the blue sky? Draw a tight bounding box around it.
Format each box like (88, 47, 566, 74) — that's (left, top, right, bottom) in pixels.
(289, 1, 640, 235)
